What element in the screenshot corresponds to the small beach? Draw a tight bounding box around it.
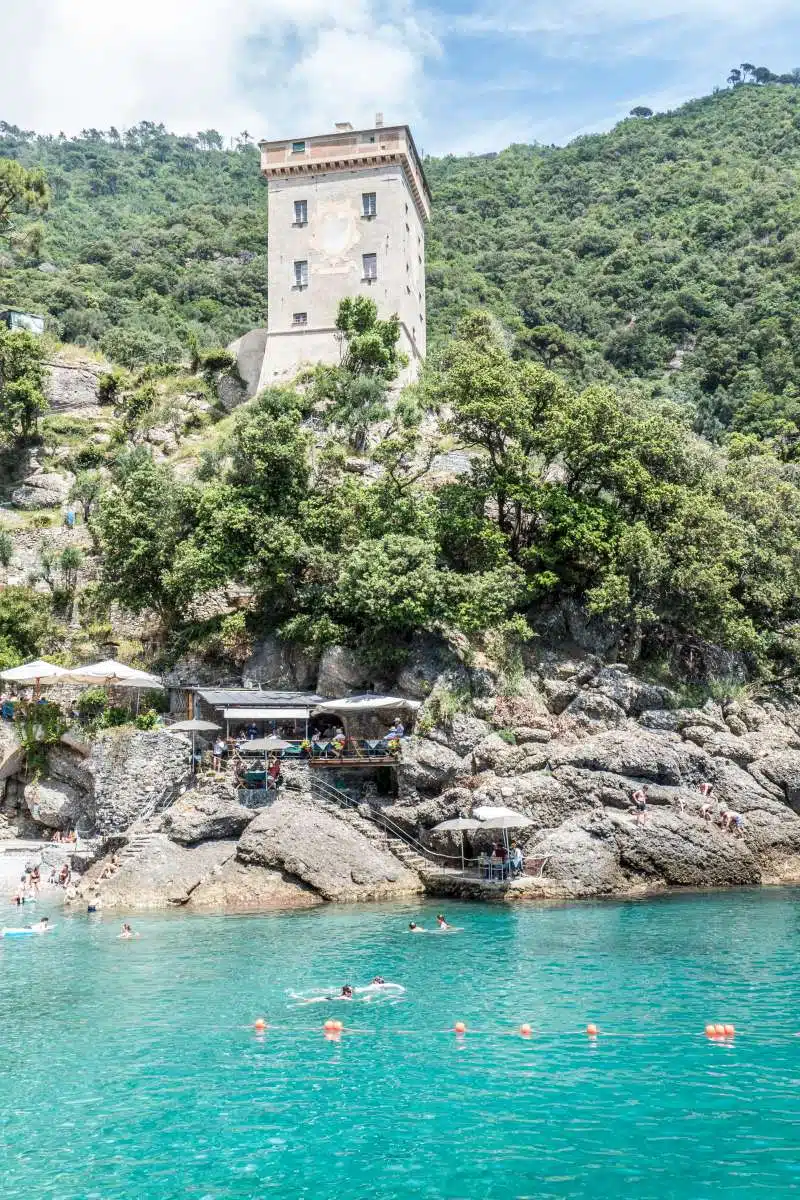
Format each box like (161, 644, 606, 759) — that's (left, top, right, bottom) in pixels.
(2, 889, 799, 1199)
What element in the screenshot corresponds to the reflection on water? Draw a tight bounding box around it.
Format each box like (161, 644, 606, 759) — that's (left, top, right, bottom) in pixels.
(1, 890, 799, 1198)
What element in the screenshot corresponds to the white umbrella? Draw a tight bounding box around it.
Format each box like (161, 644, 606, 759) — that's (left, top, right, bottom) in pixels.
(0, 659, 68, 684)
(314, 695, 422, 714)
(478, 811, 533, 852)
(59, 659, 162, 687)
(243, 735, 292, 777)
(245, 736, 292, 753)
(0, 659, 69, 700)
(169, 718, 221, 772)
(431, 816, 481, 870)
(473, 805, 519, 821)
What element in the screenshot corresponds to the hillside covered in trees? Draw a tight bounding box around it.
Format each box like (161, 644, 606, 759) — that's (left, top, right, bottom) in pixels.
(2, 79, 800, 440)
(2, 77, 800, 689)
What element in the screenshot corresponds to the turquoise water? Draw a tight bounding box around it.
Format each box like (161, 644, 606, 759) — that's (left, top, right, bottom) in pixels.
(1, 890, 799, 1199)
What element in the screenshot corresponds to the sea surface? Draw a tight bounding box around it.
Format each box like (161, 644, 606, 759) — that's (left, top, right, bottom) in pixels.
(1, 889, 799, 1199)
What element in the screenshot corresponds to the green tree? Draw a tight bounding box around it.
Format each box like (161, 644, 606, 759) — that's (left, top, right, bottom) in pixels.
(0, 159, 49, 232)
(0, 328, 48, 440)
(91, 454, 196, 620)
(70, 470, 104, 522)
(0, 586, 52, 668)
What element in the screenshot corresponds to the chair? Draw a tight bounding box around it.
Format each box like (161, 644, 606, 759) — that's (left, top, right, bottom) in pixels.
(524, 856, 550, 880)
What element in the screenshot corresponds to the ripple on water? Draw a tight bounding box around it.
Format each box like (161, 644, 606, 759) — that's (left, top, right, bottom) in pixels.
(1, 891, 800, 1198)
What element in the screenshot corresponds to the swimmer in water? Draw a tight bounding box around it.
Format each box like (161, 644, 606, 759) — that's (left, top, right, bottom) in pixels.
(31, 917, 51, 933)
(118, 923, 140, 939)
(409, 922, 425, 932)
(291, 985, 354, 1004)
(436, 913, 452, 931)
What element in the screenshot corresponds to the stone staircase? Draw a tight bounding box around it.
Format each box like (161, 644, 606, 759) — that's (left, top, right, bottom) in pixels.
(308, 776, 459, 875)
(118, 829, 162, 862)
(384, 835, 430, 873)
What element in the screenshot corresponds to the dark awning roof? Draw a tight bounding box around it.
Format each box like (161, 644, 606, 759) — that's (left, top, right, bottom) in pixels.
(197, 688, 327, 708)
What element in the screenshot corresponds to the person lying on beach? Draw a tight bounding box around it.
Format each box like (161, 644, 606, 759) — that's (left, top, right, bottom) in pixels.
(118, 923, 140, 939)
(409, 922, 425, 932)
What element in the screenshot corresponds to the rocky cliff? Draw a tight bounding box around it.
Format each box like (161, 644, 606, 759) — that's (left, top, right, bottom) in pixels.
(391, 654, 800, 898)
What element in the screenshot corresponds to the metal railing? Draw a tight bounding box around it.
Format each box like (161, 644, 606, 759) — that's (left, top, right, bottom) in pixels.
(309, 775, 474, 872)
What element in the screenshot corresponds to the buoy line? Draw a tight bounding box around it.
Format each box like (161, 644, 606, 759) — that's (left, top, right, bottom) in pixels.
(245, 1020, 767, 1041)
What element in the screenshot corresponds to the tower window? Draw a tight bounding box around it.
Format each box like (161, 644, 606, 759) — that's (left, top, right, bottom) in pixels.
(291, 140, 306, 153)
(293, 260, 308, 288)
(362, 253, 377, 282)
(362, 192, 377, 218)
(292, 312, 308, 326)
(294, 199, 308, 226)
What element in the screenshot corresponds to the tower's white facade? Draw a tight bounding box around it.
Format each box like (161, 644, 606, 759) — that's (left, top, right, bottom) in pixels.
(257, 122, 431, 391)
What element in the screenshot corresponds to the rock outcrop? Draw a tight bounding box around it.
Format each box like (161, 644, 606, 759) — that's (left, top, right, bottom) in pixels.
(12, 470, 73, 510)
(162, 782, 255, 845)
(86, 729, 191, 833)
(394, 653, 800, 899)
(237, 795, 421, 902)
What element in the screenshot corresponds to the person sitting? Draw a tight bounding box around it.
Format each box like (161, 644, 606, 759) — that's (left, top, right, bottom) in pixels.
(386, 718, 405, 740)
(58, 863, 71, 887)
(246, 722, 258, 740)
(266, 757, 281, 791)
(436, 913, 452, 930)
(32, 917, 50, 932)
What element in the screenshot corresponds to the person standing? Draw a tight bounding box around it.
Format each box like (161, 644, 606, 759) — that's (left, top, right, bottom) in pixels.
(632, 786, 648, 826)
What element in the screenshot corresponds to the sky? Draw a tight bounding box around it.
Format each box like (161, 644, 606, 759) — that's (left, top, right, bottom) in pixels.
(1, 0, 799, 155)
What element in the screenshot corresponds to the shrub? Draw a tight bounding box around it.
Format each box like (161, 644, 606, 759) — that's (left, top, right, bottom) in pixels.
(76, 686, 108, 721)
(0, 531, 13, 567)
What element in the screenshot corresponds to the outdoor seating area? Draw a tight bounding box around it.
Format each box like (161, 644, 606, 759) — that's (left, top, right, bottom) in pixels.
(188, 690, 421, 784)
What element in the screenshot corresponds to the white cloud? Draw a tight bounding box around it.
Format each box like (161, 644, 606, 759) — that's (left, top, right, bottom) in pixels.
(0, 0, 436, 140)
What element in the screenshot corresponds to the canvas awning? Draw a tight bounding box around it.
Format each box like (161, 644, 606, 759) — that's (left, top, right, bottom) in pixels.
(314, 694, 422, 714)
(222, 707, 310, 721)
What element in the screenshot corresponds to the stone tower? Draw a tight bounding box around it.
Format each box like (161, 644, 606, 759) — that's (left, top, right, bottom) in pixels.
(256, 119, 431, 392)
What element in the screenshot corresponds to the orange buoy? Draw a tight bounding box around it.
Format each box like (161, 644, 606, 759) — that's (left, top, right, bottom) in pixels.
(520, 1023, 532, 1038)
(705, 1024, 717, 1038)
(714, 1023, 726, 1037)
(723, 1024, 735, 1037)
(454, 1021, 467, 1035)
(254, 1018, 267, 1032)
(586, 1024, 598, 1037)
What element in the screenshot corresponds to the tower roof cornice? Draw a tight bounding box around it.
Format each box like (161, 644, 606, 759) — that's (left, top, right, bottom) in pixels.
(259, 124, 431, 224)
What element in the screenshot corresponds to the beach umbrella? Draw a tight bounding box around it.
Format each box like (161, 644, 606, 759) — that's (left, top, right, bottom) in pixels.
(0, 658, 69, 700)
(59, 660, 162, 687)
(169, 718, 221, 771)
(245, 736, 292, 753)
(58, 660, 164, 715)
(431, 816, 481, 871)
(478, 811, 533, 852)
(244, 735, 292, 775)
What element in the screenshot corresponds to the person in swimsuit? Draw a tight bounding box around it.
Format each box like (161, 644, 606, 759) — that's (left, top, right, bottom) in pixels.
(720, 810, 745, 836)
(409, 922, 425, 932)
(31, 917, 50, 932)
(118, 923, 140, 939)
(436, 914, 452, 931)
(631, 787, 648, 826)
